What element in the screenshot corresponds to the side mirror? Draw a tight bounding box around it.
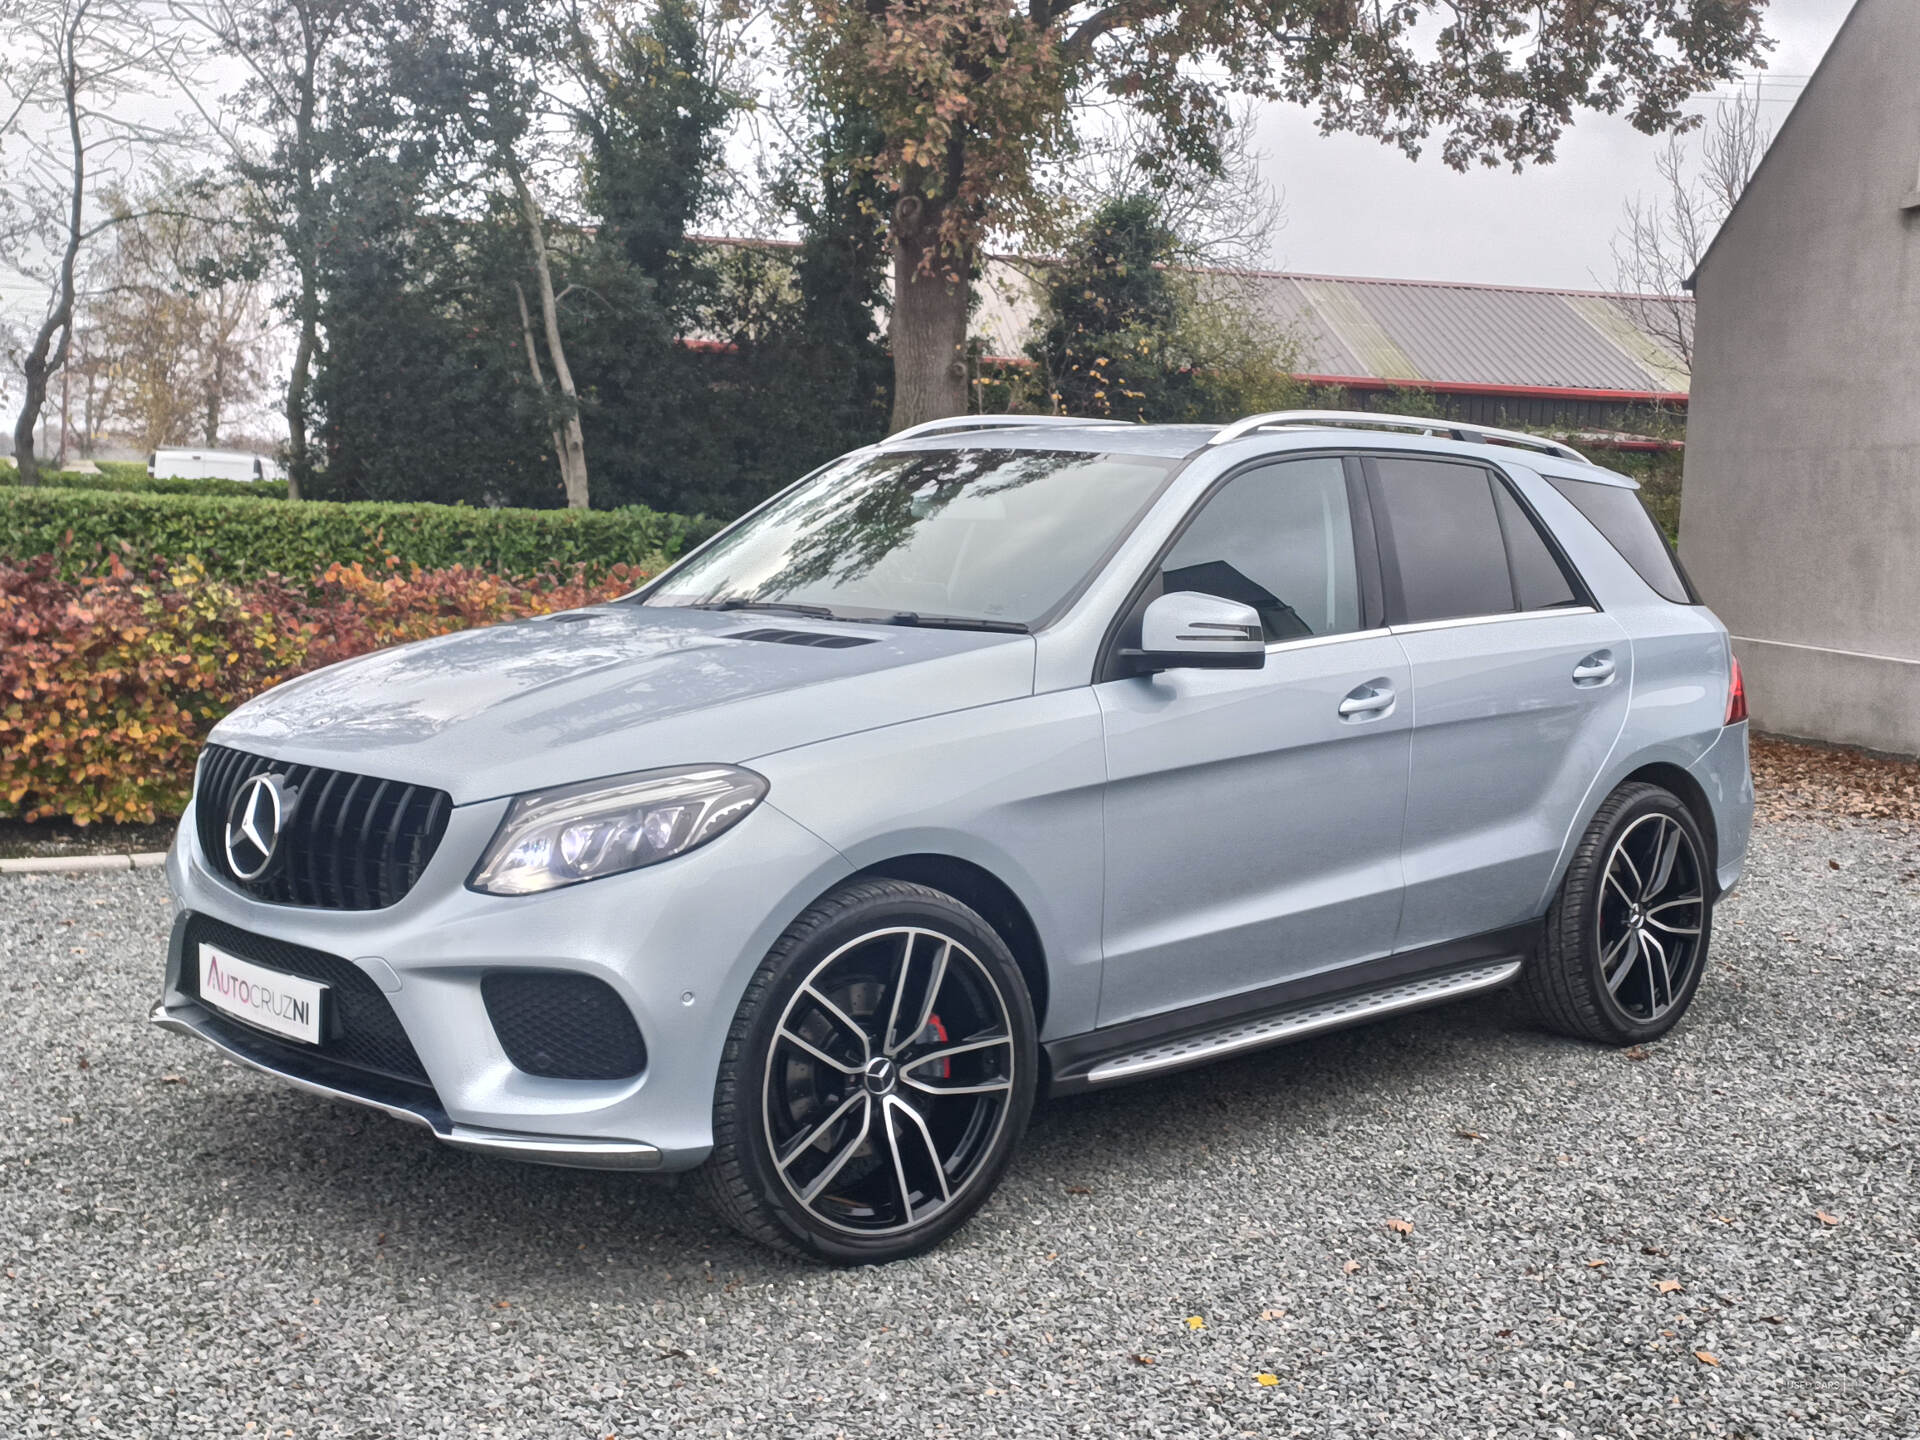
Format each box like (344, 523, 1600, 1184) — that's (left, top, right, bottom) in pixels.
(1122, 591, 1266, 673)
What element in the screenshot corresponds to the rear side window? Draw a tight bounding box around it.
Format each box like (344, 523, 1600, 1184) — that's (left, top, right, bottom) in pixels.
(1492, 483, 1580, 610)
(1546, 475, 1697, 604)
(1370, 458, 1512, 623)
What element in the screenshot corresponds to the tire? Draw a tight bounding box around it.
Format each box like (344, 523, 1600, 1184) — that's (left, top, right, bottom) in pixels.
(696, 878, 1038, 1264)
(1524, 782, 1716, 1046)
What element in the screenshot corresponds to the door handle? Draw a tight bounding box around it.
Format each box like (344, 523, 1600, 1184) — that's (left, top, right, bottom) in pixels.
(1572, 651, 1616, 686)
(1338, 682, 1395, 719)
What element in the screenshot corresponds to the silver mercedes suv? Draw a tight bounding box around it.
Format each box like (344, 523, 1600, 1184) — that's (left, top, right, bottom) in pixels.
(153, 410, 1753, 1263)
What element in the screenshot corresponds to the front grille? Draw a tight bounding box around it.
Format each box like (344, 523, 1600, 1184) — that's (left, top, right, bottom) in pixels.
(481, 972, 648, 1080)
(195, 744, 452, 909)
(181, 913, 431, 1087)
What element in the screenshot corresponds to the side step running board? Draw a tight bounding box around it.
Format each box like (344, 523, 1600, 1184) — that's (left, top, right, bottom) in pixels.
(1083, 959, 1524, 1086)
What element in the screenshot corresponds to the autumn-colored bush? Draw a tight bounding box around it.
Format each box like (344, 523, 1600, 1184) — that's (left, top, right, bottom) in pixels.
(0, 555, 647, 825)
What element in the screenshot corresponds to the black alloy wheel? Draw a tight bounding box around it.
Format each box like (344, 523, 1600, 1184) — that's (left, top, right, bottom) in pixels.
(699, 879, 1037, 1263)
(1524, 782, 1716, 1045)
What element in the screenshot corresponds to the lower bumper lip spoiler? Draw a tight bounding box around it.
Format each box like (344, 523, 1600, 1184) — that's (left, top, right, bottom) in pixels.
(148, 1000, 662, 1172)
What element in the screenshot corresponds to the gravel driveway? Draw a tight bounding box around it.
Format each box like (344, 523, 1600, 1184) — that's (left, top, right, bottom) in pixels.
(3, 818, 1916, 1438)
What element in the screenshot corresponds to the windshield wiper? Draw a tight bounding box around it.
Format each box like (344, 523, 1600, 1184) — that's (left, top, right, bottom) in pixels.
(877, 612, 1030, 634)
(691, 599, 841, 619)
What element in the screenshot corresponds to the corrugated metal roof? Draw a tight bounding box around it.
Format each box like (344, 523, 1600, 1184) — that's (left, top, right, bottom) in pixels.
(976, 261, 1692, 398)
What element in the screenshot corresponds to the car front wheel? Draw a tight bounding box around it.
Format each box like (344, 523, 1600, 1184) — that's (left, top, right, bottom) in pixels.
(1525, 782, 1715, 1045)
(697, 879, 1037, 1263)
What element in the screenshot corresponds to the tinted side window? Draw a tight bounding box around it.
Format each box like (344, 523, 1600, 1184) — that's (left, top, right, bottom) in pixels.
(1370, 458, 1514, 624)
(1160, 457, 1360, 641)
(1546, 475, 1696, 604)
(1492, 482, 1580, 610)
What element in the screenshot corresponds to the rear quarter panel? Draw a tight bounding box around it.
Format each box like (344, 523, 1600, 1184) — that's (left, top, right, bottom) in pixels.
(1506, 465, 1749, 909)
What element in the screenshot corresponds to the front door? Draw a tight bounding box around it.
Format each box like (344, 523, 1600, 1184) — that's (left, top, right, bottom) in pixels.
(1095, 455, 1412, 1028)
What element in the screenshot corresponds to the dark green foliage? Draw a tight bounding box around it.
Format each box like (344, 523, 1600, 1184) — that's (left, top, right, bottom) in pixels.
(1026, 195, 1302, 424)
(0, 485, 690, 583)
(299, 0, 889, 522)
(313, 187, 560, 507)
(1031, 196, 1188, 421)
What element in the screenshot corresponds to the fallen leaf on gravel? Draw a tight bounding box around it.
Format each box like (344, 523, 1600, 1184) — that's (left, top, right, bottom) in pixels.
(1132, 1354, 1154, 1365)
(1064, 1185, 1092, 1196)
(1386, 1218, 1414, 1235)
(1185, 1316, 1204, 1330)
(495, 1301, 511, 1309)
(159, 1075, 187, 1084)
(1658, 1280, 1684, 1294)
(1694, 1350, 1720, 1366)
(1586, 1259, 1608, 1268)
(1255, 1373, 1279, 1387)
(1828, 858, 1841, 870)
(1455, 1129, 1485, 1140)
(1342, 1260, 1361, 1274)
(1260, 1309, 1284, 1320)
(1624, 1045, 1650, 1061)
(1815, 1210, 1841, 1226)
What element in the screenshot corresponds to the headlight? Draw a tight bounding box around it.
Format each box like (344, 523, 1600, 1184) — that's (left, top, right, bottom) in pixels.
(469, 765, 768, 896)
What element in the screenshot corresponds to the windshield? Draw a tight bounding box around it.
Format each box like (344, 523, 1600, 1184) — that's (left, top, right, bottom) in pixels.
(640, 447, 1177, 629)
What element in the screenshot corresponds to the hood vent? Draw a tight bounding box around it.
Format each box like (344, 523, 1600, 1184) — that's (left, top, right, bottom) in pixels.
(726, 626, 877, 650)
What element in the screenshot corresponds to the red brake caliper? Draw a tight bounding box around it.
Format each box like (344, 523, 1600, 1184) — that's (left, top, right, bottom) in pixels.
(921, 1014, 951, 1078)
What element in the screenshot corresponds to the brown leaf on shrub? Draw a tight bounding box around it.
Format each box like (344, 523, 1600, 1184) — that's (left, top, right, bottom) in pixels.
(0, 556, 647, 826)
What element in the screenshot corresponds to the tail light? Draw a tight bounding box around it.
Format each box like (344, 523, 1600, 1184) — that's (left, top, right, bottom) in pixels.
(1725, 654, 1748, 726)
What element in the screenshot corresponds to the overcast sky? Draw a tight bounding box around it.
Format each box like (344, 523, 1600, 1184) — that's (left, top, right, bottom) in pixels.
(1248, 0, 1856, 289)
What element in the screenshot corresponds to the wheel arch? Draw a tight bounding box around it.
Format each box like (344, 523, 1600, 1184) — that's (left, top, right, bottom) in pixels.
(846, 853, 1051, 1039)
(1615, 761, 1720, 891)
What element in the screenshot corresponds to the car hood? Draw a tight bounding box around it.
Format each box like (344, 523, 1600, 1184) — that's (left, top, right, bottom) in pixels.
(210, 606, 1036, 803)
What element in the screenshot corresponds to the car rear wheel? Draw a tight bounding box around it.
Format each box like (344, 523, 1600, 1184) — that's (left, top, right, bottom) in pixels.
(1524, 782, 1714, 1045)
(697, 878, 1037, 1263)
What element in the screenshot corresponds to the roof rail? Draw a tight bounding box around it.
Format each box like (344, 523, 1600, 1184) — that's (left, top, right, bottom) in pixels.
(882, 414, 1130, 444)
(1206, 410, 1588, 464)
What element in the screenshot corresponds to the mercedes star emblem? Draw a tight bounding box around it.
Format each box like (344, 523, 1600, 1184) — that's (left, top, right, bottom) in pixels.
(224, 773, 288, 881)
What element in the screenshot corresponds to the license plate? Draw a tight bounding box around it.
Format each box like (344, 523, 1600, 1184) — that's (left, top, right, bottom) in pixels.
(197, 943, 326, 1045)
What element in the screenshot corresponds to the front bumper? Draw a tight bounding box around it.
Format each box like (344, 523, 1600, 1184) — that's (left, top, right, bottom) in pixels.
(148, 998, 663, 1169)
(152, 792, 854, 1172)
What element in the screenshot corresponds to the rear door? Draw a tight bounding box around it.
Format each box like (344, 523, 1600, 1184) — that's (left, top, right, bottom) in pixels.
(1365, 454, 1632, 953)
(1095, 454, 1412, 1026)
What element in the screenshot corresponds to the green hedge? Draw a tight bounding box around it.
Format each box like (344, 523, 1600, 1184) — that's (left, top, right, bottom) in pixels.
(0, 484, 693, 582)
(1, 467, 289, 499)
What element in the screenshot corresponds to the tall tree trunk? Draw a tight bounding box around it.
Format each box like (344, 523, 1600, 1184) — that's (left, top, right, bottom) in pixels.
(513, 280, 572, 470)
(282, 7, 324, 503)
(204, 346, 225, 445)
(10, 30, 86, 488)
(887, 195, 971, 432)
(507, 162, 588, 509)
(285, 271, 314, 499)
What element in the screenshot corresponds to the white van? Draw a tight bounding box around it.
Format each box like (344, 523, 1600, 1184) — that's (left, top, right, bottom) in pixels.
(149, 448, 278, 482)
